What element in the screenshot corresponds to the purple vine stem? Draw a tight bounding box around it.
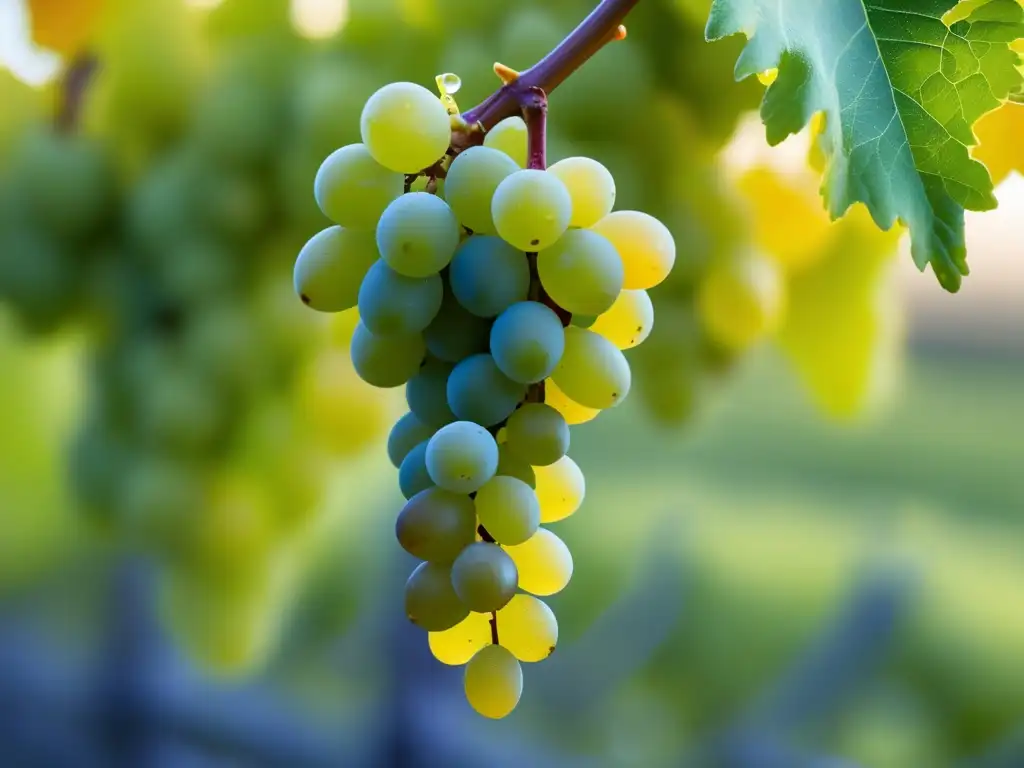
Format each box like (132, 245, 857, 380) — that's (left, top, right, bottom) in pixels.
(55, 54, 99, 134)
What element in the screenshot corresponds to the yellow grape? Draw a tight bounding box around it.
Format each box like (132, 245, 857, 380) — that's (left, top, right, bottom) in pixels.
(698, 252, 785, 351)
(543, 378, 599, 425)
(551, 326, 631, 410)
(497, 594, 558, 662)
(591, 210, 675, 290)
(464, 644, 523, 719)
(589, 289, 654, 350)
(506, 528, 573, 596)
(483, 116, 528, 167)
(972, 102, 1024, 186)
(547, 156, 616, 228)
(533, 455, 585, 523)
(429, 611, 492, 665)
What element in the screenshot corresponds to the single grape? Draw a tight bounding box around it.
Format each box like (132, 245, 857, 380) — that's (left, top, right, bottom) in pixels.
(489, 301, 565, 384)
(591, 210, 676, 290)
(405, 562, 469, 631)
(492, 170, 572, 251)
(424, 288, 491, 362)
(360, 81, 451, 173)
(571, 314, 597, 328)
(533, 455, 585, 523)
(425, 420, 499, 494)
(429, 611, 493, 665)
(448, 236, 530, 318)
(538, 228, 624, 316)
(551, 326, 631, 409)
(698, 252, 785, 350)
(590, 289, 654, 349)
(497, 594, 558, 662)
(504, 403, 569, 467)
(314, 143, 404, 229)
(483, 115, 528, 167)
(406, 358, 456, 429)
(475, 476, 540, 545)
(506, 528, 573, 596)
(377, 192, 460, 277)
(451, 542, 518, 612)
(496, 444, 536, 488)
(293, 226, 378, 312)
(464, 644, 523, 719)
(396, 487, 477, 563)
(398, 440, 435, 499)
(543, 378, 599, 426)
(444, 146, 519, 234)
(357, 259, 443, 335)
(547, 156, 615, 228)
(387, 412, 435, 468)
(350, 321, 426, 388)
(446, 354, 527, 427)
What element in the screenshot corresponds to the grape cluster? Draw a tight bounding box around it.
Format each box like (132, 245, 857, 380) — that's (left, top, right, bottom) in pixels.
(295, 77, 675, 718)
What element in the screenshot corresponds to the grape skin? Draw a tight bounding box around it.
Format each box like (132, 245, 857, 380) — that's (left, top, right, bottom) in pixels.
(464, 644, 523, 719)
(405, 562, 469, 631)
(425, 421, 499, 494)
(506, 528, 573, 596)
(489, 301, 565, 384)
(424, 289, 491, 363)
(398, 440, 435, 499)
(474, 476, 540, 546)
(293, 226, 379, 313)
(497, 594, 558, 662)
(591, 210, 676, 290)
(504, 403, 569, 467)
(376, 192, 461, 278)
(446, 354, 527, 428)
(387, 412, 435, 469)
(451, 542, 519, 613)
(349, 321, 425, 388)
(406, 358, 456, 429)
(314, 143, 404, 229)
(448, 236, 530, 318)
(590, 289, 654, 350)
(534, 455, 585, 523)
(496, 444, 537, 488)
(444, 146, 519, 234)
(483, 116, 528, 168)
(360, 82, 451, 173)
(538, 228, 624, 316)
(547, 156, 616, 228)
(396, 487, 477, 564)
(429, 611, 492, 665)
(491, 170, 572, 252)
(357, 259, 443, 336)
(551, 326, 632, 410)
(543, 378, 600, 426)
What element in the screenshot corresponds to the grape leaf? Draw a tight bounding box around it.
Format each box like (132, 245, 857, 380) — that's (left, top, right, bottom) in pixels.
(706, 0, 1024, 292)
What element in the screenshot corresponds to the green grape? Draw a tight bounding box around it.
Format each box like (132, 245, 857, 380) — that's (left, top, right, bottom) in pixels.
(504, 403, 569, 467)
(537, 228, 624, 315)
(425, 420, 499, 494)
(589, 289, 654, 350)
(396, 487, 477, 563)
(376, 192, 460, 277)
(534, 455, 585, 523)
(294, 226, 379, 312)
(570, 314, 597, 328)
(497, 594, 558, 662)
(483, 116, 528, 168)
(449, 236, 530, 318)
(464, 644, 523, 719)
(543, 377, 600, 426)
(399, 440, 435, 499)
(496, 444, 536, 489)
(405, 561, 469, 631)
(551, 326, 632, 410)
(314, 143, 405, 229)
(444, 146, 519, 234)
(451, 542, 518, 613)
(446, 354, 527, 427)
(357, 259, 443, 335)
(387, 412, 436, 469)
(474, 476, 540, 546)
(506, 528, 573, 597)
(429, 611, 492, 665)
(0, 227, 79, 333)
(492, 170, 572, 251)
(547, 156, 616, 228)
(489, 301, 565, 384)
(350, 321, 426, 388)
(424, 288, 490, 363)
(406, 358, 456, 429)
(360, 81, 452, 173)
(591, 211, 676, 290)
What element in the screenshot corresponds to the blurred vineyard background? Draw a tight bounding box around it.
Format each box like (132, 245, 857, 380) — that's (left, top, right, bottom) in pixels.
(0, 0, 1022, 766)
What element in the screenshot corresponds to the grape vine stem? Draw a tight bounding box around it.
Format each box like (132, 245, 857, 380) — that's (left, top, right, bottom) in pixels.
(56, 54, 99, 134)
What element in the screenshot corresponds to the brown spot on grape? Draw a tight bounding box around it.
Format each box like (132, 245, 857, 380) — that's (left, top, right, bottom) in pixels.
(530, 239, 540, 246)
(300, 293, 311, 305)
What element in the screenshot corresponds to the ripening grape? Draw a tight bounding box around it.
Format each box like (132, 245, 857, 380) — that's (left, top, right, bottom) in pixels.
(451, 542, 518, 612)
(474, 476, 540, 545)
(406, 358, 456, 429)
(360, 81, 451, 173)
(424, 290, 491, 362)
(376, 192, 461, 278)
(533, 455, 585, 523)
(698, 252, 785, 350)
(396, 487, 477, 564)
(429, 611, 492, 665)
(492, 169, 572, 251)
(444, 146, 519, 234)
(446, 354, 527, 427)
(489, 301, 565, 384)
(483, 116, 528, 167)
(547, 156, 615, 228)
(589, 289, 654, 349)
(538, 228, 624, 315)
(506, 528, 573, 596)
(293, 226, 378, 312)
(496, 444, 537, 488)
(464, 644, 523, 719)
(350, 321, 426, 388)
(449, 236, 530, 318)
(551, 326, 632, 409)
(504, 403, 569, 467)
(398, 440, 435, 499)
(357, 259, 443, 336)
(543, 378, 599, 425)
(591, 210, 676, 290)
(387, 412, 435, 468)
(425, 420, 499, 494)
(405, 562, 470, 631)
(314, 143, 404, 229)
(497, 594, 558, 662)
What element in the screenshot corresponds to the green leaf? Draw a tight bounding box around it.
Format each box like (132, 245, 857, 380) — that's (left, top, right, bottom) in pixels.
(706, 0, 1024, 292)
